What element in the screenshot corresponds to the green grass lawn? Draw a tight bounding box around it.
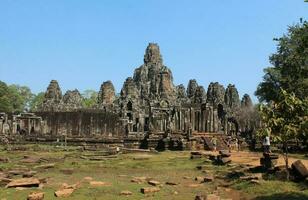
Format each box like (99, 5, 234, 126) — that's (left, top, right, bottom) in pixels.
(0, 145, 308, 200)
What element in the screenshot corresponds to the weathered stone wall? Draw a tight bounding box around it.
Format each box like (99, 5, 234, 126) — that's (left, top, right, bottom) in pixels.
(35, 111, 123, 137)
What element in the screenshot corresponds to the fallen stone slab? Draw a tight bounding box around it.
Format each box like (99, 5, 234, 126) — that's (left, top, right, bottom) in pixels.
(239, 173, 263, 181)
(121, 148, 156, 154)
(219, 150, 231, 157)
(291, 160, 308, 180)
(89, 181, 111, 187)
(6, 178, 40, 188)
(148, 180, 161, 186)
(34, 163, 55, 170)
(120, 190, 133, 196)
(27, 192, 44, 200)
(60, 182, 80, 190)
(140, 187, 160, 194)
(187, 184, 201, 188)
(166, 181, 178, 186)
(54, 188, 74, 198)
(131, 176, 148, 184)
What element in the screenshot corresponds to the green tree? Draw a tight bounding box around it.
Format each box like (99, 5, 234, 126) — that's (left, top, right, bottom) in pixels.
(81, 90, 98, 108)
(0, 81, 13, 113)
(255, 20, 308, 102)
(29, 92, 45, 112)
(8, 84, 33, 112)
(258, 89, 308, 179)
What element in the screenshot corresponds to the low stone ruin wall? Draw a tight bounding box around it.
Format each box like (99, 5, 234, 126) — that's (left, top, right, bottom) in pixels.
(35, 111, 124, 138)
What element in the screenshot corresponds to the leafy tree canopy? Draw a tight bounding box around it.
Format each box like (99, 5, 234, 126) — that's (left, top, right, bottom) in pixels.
(81, 90, 98, 108)
(29, 92, 45, 112)
(255, 20, 308, 102)
(0, 81, 34, 113)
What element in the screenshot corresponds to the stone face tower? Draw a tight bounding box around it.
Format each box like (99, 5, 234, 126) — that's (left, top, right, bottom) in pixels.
(41, 80, 62, 111)
(98, 81, 116, 106)
(133, 43, 175, 101)
(44, 80, 62, 104)
(225, 84, 240, 109)
(61, 89, 83, 110)
(143, 43, 163, 65)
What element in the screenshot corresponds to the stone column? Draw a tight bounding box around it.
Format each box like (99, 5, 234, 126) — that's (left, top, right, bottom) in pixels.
(28, 118, 31, 135)
(191, 108, 195, 131)
(209, 108, 213, 132)
(202, 110, 206, 132)
(199, 111, 202, 132)
(213, 109, 218, 132)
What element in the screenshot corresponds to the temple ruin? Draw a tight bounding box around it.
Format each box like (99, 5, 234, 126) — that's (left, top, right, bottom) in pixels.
(0, 43, 254, 150)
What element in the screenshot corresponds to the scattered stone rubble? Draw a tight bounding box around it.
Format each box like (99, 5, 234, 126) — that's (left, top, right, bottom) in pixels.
(27, 192, 44, 200)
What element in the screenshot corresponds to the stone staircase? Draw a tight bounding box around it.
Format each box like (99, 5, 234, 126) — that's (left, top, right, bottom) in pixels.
(194, 133, 228, 151)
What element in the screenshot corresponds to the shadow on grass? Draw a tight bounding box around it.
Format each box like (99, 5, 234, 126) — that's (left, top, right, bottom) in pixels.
(254, 192, 308, 200)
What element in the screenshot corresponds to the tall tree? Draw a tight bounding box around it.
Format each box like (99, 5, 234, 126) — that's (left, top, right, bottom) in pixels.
(0, 81, 13, 113)
(258, 89, 308, 179)
(255, 20, 308, 102)
(8, 84, 33, 112)
(29, 92, 45, 112)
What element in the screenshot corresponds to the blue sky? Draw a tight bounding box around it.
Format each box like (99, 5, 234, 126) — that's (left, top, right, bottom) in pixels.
(0, 1, 307, 102)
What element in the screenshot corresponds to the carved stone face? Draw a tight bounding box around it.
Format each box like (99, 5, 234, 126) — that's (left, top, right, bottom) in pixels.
(44, 80, 62, 103)
(176, 84, 186, 98)
(98, 81, 116, 105)
(144, 43, 163, 65)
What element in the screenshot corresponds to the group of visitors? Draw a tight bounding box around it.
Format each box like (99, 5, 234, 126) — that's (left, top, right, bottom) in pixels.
(210, 134, 271, 153)
(210, 136, 240, 152)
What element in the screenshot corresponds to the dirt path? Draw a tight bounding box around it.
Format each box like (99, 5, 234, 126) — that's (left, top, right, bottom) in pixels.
(213, 150, 308, 167)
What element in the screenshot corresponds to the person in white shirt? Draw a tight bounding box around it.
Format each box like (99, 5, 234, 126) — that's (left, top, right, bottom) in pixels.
(263, 136, 271, 153)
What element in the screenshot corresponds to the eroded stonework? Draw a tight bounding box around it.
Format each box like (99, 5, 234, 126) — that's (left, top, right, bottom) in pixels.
(41, 80, 62, 111)
(3, 43, 254, 150)
(98, 81, 116, 110)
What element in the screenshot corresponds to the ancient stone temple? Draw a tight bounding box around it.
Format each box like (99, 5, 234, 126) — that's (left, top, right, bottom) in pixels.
(1, 43, 253, 150)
